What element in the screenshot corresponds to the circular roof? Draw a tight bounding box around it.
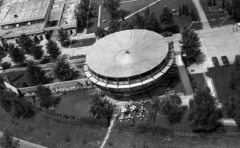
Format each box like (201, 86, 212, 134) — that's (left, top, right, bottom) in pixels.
(86, 29, 169, 78)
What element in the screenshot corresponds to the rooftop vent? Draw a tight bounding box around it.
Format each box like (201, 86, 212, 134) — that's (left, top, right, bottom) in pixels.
(14, 14, 18, 18)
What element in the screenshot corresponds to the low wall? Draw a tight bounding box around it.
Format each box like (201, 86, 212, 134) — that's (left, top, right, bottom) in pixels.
(19, 78, 92, 94)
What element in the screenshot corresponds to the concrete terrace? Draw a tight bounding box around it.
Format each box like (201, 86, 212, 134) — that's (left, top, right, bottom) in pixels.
(59, 1, 77, 27)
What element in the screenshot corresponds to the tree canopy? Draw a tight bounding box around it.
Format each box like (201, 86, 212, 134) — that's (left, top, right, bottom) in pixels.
(0, 130, 20, 148)
(46, 40, 61, 60)
(188, 87, 222, 133)
(26, 60, 47, 86)
(35, 85, 54, 108)
(89, 93, 116, 123)
(53, 57, 74, 81)
(9, 45, 26, 65)
(18, 34, 33, 53)
(30, 44, 44, 60)
(180, 29, 203, 66)
(160, 6, 173, 26)
(58, 29, 70, 47)
(229, 55, 240, 95)
(103, 0, 121, 18)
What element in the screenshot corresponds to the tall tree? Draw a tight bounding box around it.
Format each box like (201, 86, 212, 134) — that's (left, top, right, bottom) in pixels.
(53, 57, 74, 81)
(208, 0, 212, 7)
(212, 0, 217, 6)
(145, 13, 161, 33)
(58, 29, 70, 47)
(95, 27, 107, 38)
(182, 4, 186, 15)
(229, 55, 240, 95)
(221, 0, 225, 9)
(103, 0, 121, 18)
(26, 60, 47, 86)
(74, 3, 88, 29)
(144, 7, 150, 18)
(89, 93, 116, 123)
(179, 29, 203, 65)
(184, 4, 189, 16)
(46, 40, 61, 60)
(30, 44, 44, 60)
(9, 46, 26, 65)
(120, 21, 134, 30)
(188, 87, 222, 133)
(179, 6, 182, 16)
(224, 96, 237, 118)
(0, 130, 20, 148)
(191, 9, 198, 21)
(160, 6, 174, 26)
(18, 34, 33, 54)
(107, 20, 121, 34)
(131, 13, 145, 29)
(35, 85, 53, 108)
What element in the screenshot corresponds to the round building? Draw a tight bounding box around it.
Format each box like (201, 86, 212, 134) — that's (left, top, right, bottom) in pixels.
(84, 29, 175, 96)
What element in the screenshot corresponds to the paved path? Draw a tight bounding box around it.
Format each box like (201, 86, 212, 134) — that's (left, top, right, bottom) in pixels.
(100, 116, 116, 148)
(192, 0, 211, 29)
(0, 131, 47, 148)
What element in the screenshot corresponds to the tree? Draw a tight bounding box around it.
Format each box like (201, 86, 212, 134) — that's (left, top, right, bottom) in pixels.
(224, 96, 237, 118)
(226, 2, 232, 15)
(208, 0, 212, 7)
(18, 34, 33, 54)
(179, 6, 182, 16)
(89, 93, 116, 123)
(235, 108, 240, 130)
(107, 20, 121, 34)
(131, 13, 145, 29)
(33, 36, 40, 44)
(221, 0, 225, 9)
(53, 57, 74, 81)
(0, 130, 20, 148)
(30, 44, 44, 60)
(144, 7, 150, 18)
(35, 85, 53, 108)
(26, 60, 47, 86)
(79, 0, 90, 11)
(212, 0, 217, 6)
(9, 46, 26, 65)
(160, 6, 173, 26)
(179, 29, 203, 65)
(188, 87, 222, 133)
(103, 0, 121, 18)
(182, 4, 185, 15)
(145, 13, 161, 33)
(190, 9, 198, 21)
(46, 40, 61, 60)
(184, 4, 189, 16)
(0, 90, 35, 119)
(74, 3, 88, 29)
(229, 55, 240, 95)
(95, 27, 107, 38)
(58, 29, 70, 47)
(120, 21, 134, 30)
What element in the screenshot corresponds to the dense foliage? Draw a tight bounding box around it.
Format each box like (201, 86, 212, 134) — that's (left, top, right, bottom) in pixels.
(26, 61, 47, 86)
(46, 40, 61, 60)
(18, 34, 33, 54)
(188, 87, 222, 133)
(30, 44, 44, 60)
(0, 130, 20, 148)
(9, 45, 26, 65)
(53, 57, 74, 81)
(58, 29, 70, 47)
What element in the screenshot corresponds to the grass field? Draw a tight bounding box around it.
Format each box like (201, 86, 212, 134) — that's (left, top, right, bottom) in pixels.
(99, 0, 156, 28)
(206, 66, 238, 104)
(6, 70, 30, 88)
(200, 0, 235, 27)
(71, 38, 96, 48)
(0, 106, 107, 148)
(55, 89, 94, 118)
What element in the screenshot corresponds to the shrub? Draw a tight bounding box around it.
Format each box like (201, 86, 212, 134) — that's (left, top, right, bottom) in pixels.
(21, 82, 28, 87)
(39, 56, 51, 64)
(170, 95, 182, 105)
(1, 62, 11, 70)
(161, 32, 173, 37)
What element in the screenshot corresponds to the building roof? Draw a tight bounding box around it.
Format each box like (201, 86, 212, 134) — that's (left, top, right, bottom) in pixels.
(86, 29, 169, 78)
(0, 0, 50, 25)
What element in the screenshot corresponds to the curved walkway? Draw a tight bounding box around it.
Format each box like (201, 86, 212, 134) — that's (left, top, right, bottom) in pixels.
(192, 0, 211, 29)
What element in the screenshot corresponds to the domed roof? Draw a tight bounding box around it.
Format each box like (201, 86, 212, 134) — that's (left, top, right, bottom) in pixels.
(86, 29, 169, 78)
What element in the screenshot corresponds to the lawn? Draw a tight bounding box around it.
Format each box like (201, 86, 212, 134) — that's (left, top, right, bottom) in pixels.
(0, 106, 107, 148)
(206, 66, 237, 104)
(87, 2, 99, 34)
(99, 0, 156, 28)
(200, 0, 235, 27)
(55, 89, 94, 118)
(137, 0, 201, 31)
(71, 38, 96, 48)
(190, 73, 206, 92)
(106, 130, 240, 148)
(5, 70, 30, 88)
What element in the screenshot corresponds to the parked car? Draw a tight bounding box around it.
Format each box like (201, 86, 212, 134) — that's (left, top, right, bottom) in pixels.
(221, 56, 229, 65)
(212, 57, 219, 66)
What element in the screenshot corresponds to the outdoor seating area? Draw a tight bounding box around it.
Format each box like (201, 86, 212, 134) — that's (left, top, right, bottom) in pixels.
(118, 100, 148, 122)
